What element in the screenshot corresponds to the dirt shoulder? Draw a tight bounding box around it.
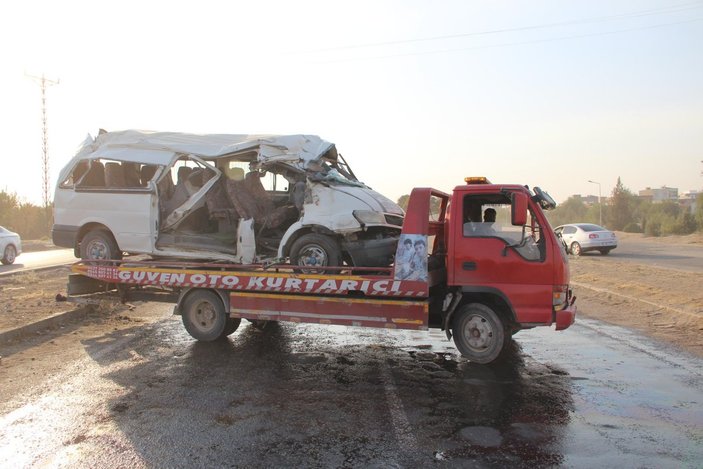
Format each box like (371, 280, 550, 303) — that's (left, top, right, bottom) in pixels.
(569, 255, 703, 358)
(615, 231, 703, 246)
(0, 268, 76, 332)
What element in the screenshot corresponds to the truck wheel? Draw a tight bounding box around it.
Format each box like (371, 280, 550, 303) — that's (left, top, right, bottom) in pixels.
(452, 303, 506, 364)
(181, 290, 228, 341)
(290, 234, 342, 272)
(80, 230, 122, 261)
(2, 245, 17, 265)
(570, 242, 582, 256)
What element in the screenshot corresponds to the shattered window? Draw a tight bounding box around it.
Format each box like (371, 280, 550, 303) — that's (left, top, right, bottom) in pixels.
(66, 159, 155, 189)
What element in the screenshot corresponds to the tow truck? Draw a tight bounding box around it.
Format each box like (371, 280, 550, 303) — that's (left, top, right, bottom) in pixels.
(65, 178, 576, 364)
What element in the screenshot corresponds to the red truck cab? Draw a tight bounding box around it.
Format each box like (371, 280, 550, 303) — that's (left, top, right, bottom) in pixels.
(407, 178, 575, 362)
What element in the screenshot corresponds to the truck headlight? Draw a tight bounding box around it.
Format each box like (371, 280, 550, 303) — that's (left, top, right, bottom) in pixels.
(353, 210, 386, 225)
(553, 285, 568, 311)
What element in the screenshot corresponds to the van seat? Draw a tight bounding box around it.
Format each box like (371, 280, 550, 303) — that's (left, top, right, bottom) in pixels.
(80, 161, 105, 187)
(105, 162, 126, 188)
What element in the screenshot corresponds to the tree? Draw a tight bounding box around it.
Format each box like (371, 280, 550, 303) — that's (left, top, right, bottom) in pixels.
(696, 193, 703, 232)
(546, 196, 588, 227)
(0, 190, 20, 228)
(397, 195, 410, 211)
(606, 177, 635, 231)
(396, 194, 440, 215)
(0, 189, 51, 239)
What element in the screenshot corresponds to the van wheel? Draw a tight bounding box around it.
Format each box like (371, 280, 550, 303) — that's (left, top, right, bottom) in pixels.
(290, 234, 342, 272)
(2, 245, 17, 265)
(181, 290, 229, 341)
(80, 230, 122, 261)
(452, 303, 506, 364)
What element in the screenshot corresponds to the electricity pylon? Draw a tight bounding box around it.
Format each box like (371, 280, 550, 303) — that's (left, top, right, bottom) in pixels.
(26, 73, 60, 209)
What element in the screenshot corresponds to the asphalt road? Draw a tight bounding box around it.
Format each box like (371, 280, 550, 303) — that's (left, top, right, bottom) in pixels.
(1, 305, 701, 468)
(0, 248, 75, 275)
(578, 238, 703, 273)
(2, 235, 701, 277)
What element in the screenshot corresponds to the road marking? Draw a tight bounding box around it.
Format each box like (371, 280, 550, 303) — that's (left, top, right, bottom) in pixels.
(379, 362, 418, 452)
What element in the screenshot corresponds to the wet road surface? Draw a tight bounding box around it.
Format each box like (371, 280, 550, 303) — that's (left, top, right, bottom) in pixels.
(1, 306, 701, 468)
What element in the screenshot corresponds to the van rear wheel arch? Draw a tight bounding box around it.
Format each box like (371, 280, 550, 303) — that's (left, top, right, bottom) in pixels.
(79, 226, 122, 261)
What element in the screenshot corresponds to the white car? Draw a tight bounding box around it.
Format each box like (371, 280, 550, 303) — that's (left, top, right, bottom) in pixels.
(52, 130, 404, 268)
(0, 225, 22, 265)
(554, 223, 617, 256)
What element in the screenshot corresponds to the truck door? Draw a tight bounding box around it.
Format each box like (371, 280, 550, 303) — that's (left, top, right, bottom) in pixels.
(451, 192, 554, 324)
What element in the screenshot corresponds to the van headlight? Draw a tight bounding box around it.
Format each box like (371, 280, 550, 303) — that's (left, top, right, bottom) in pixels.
(353, 210, 386, 225)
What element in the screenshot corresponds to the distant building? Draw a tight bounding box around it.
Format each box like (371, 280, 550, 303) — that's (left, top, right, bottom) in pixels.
(679, 190, 699, 213)
(570, 194, 600, 205)
(638, 186, 678, 203)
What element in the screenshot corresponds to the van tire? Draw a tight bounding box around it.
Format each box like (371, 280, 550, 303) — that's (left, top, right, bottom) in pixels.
(452, 303, 506, 364)
(80, 230, 122, 261)
(181, 290, 228, 341)
(290, 234, 342, 271)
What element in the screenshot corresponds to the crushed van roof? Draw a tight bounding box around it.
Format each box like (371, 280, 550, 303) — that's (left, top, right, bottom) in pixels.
(59, 130, 336, 182)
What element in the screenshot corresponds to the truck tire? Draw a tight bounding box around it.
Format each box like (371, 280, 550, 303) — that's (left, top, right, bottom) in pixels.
(181, 290, 229, 341)
(452, 303, 506, 364)
(290, 233, 342, 272)
(80, 230, 122, 261)
(2, 245, 17, 265)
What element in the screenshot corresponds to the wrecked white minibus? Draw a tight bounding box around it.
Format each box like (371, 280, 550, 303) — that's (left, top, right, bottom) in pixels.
(52, 130, 404, 267)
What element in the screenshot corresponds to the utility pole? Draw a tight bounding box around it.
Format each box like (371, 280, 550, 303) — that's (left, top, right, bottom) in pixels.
(26, 73, 60, 210)
(588, 179, 602, 226)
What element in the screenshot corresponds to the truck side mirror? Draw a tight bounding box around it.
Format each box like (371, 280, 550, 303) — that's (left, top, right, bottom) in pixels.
(511, 192, 528, 226)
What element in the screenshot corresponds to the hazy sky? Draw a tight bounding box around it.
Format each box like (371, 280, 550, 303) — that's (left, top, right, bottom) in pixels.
(2, 0, 702, 206)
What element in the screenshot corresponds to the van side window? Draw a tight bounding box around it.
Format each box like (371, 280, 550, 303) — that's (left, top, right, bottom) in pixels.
(79, 161, 106, 187)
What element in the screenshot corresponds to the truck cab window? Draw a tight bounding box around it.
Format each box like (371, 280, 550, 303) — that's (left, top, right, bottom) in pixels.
(462, 194, 545, 262)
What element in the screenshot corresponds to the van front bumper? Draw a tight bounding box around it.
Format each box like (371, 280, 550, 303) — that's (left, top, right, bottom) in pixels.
(343, 236, 398, 267)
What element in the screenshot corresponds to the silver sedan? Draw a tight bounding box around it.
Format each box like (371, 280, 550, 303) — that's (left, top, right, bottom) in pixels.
(554, 223, 617, 256)
(0, 225, 22, 265)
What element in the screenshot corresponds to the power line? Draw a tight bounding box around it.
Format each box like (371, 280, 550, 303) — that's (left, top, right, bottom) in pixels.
(311, 17, 703, 64)
(300, 1, 703, 55)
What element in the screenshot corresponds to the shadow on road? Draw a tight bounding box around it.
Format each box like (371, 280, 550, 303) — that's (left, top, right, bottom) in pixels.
(78, 321, 574, 467)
